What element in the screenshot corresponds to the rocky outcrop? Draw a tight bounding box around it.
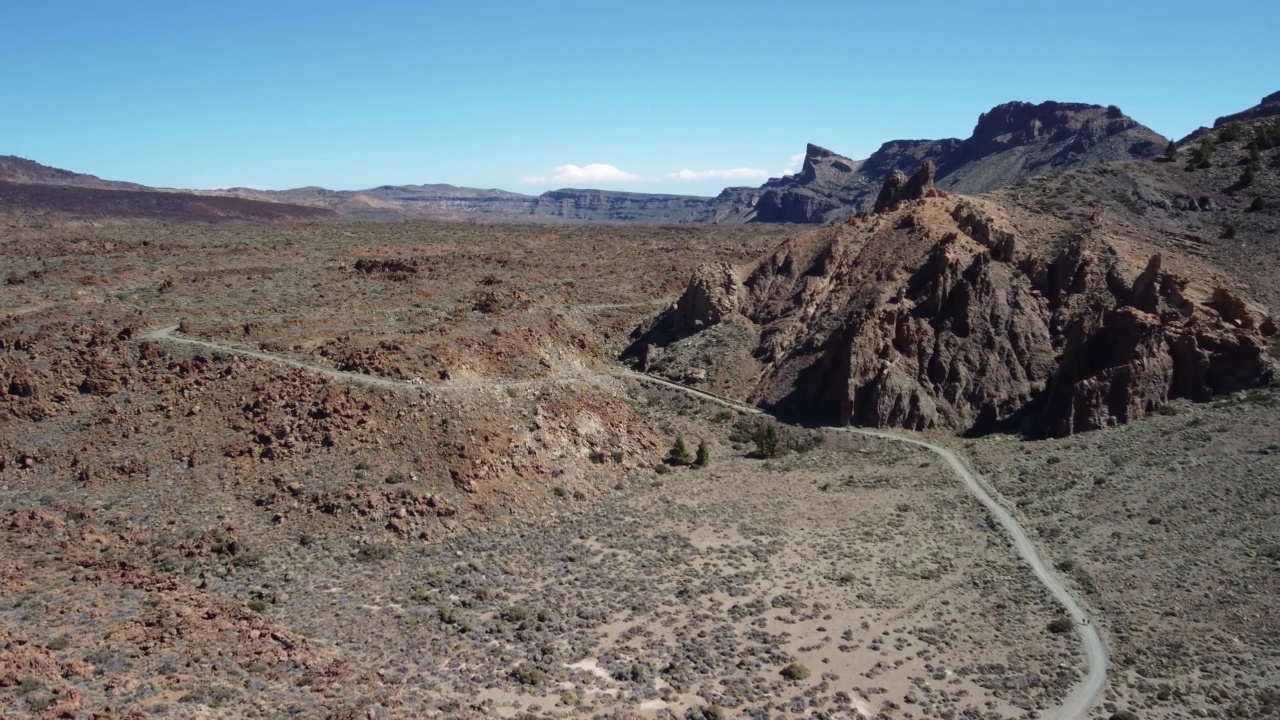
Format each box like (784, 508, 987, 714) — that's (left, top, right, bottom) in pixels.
(649, 194, 1276, 437)
(873, 162, 941, 213)
(672, 262, 742, 334)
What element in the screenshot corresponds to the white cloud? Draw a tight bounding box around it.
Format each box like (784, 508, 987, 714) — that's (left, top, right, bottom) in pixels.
(779, 152, 806, 177)
(521, 163, 643, 185)
(664, 167, 771, 183)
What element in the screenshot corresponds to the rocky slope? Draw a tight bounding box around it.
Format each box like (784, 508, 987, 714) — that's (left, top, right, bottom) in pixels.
(715, 101, 1167, 223)
(633, 153, 1277, 437)
(0, 155, 145, 190)
(1181, 90, 1280, 143)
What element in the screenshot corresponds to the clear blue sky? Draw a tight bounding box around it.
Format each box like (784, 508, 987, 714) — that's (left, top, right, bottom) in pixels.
(3, 1, 1276, 196)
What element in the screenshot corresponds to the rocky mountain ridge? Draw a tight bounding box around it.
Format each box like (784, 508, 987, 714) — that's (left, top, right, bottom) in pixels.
(0, 97, 1195, 224)
(632, 123, 1280, 436)
(711, 101, 1169, 223)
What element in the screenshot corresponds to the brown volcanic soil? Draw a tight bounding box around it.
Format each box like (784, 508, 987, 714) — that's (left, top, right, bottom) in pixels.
(3, 184, 1279, 720)
(0, 218, 788, 717)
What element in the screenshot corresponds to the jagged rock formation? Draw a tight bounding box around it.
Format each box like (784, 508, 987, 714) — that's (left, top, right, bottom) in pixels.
(638, 188, 1276, 437)
(671, 262, 743, 334)
(874, 161, 941, 213)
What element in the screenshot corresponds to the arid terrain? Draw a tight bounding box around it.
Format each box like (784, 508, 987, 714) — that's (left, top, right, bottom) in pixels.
(3, 95, 1280, 720)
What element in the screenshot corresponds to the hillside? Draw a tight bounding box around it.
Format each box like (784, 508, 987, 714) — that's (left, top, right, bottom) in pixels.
(0, 181, 338, 223)
(630, 114, 1280, 437)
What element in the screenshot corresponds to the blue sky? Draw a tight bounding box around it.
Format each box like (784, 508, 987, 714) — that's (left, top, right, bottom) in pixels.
(2, 1, 1276, 196)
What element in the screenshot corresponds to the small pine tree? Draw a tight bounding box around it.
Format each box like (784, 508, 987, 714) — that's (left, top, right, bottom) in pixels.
(1161, 140, 1178, 162)
(1247, 196, 1265, 212)
(1193, 138, 1215, 169)
(694, 439, 710, 467)
(1239, 165, 1256, 188)
(667, 436, 693, 466)
(1220, 122, 1242, 142)
(1249, 145, 1263, 170)
(753, 422, 784, 459)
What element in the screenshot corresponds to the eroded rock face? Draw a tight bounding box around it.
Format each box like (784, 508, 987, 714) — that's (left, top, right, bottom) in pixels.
(662, 195, 1275, 437)
(874, 162, 941, 213)
(672, 262, 743, 334)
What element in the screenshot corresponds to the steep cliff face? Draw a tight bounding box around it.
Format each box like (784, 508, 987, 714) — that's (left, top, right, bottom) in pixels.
(527, 189, 720, 222)
(647, 171, 1275, 437)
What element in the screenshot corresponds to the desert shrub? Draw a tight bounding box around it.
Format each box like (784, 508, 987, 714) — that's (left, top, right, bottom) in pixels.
(437, 606, 462, 624)
(1055, 559, 1075, 572)
(45, 635, 70, 651)
(780, 662, 811, 681)
(500, 606, 529, 623)
(667, 436, 693, 466)
(246, 599, 267, 613)
(694, 439, 710, 467)
(654, 462, 671, 475)
(1160, 140, 1177, 162)
(1046, 456, 1062, 465)
(355, 543, 395, 562)
(1248, 196, 1266, 212)
(1109, 711, 1140, 720)
(511, 665, 545, 685)
(1155, 404, 1183, 416)
(1220, 122, 1242, 142)
(1047, 617, 1074, 634)
(1238, 165, 1256, 188)
(689, 706, 726, 720)
(1223, 222, 1239, 239)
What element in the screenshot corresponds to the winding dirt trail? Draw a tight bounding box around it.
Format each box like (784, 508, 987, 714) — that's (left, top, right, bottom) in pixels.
(142, 325, 1108, 719)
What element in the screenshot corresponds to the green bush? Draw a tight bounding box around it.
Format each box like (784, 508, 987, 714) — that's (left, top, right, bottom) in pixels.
(753, 422, 784, 459)
(1248, 196, 1266, 212)
(511, 665, 545, 685)
(45, 635, 70, 651)
(667, 436, 693, 466)
(246, 599, 268, 613)
(500, 606, 529, 623)
(694, 439, 711, 467)
(780, 662, 811, 681)
(1161, 140, 1177, 162)
(1047, 617, 1074, 634)
(1219, 122, 1242, 142)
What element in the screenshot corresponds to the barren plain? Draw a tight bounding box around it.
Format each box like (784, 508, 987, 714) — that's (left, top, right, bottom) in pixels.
(2, 216, 1277, 720)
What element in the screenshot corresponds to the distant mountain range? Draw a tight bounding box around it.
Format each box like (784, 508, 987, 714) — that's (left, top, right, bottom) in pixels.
(4, 94, 1276, 224)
